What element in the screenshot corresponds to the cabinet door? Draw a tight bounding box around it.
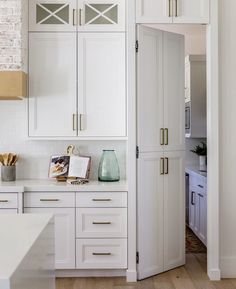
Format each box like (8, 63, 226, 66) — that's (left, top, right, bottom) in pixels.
(78, 0, 125, 31)
(164, 151, 185, 271)
(189, 188, 196, 231)
(173, 0, 209, 24)
(137, 152, 164, 279)
(25, 207, 75, 269)
(163, 31, 185, 151)
(78, 33, 126, 137)
(29, 0, 77, 31)
(29, 33, 77, 137)
(136, 0, 173, 23)
(197, 192, 207, 246)
(137, 26, 164, 153)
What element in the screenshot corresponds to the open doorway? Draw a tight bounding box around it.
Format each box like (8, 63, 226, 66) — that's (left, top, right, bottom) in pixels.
(136, 24, 208, 280)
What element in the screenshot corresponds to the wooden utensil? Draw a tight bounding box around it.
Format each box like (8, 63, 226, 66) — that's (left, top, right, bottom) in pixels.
(0, 154, 3, 166)
(12, 155, 19, 165)
(8, 153, 14, 166)
(2, 153, 8, 166)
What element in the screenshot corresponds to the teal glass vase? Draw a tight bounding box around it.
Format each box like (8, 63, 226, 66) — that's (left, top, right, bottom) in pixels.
(98, 150, 120, 182)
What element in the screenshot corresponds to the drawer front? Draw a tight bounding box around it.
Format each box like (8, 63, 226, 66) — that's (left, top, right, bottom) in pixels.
(24, 192, 75, 208)
(76, 192, 127, 208)
(76, 208, 127, 238)
(0, 193, 18, 209)
(76, 239, 127, 269)
(0, 209, 18, 214)
(190, 176, 206, 193)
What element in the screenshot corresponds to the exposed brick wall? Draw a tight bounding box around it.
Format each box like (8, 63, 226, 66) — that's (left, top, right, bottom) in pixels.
(0, 0, 27, 71)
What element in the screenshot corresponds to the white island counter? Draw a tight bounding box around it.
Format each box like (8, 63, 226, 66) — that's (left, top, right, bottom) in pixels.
(0, 214, 55, 289)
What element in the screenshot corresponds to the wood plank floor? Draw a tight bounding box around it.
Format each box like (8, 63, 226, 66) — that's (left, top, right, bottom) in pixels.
(56, 254, 235, 289)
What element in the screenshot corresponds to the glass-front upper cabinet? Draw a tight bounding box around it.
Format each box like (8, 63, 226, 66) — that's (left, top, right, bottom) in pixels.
(29, 0, 125, 32)
(77, 0, 125, 31)
(29, 0, 77, 31)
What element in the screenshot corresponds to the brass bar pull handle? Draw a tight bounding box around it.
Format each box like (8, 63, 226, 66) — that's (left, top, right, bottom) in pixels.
(79, 114, 85, 131)
(191, 191, 195, 205)
(160, 158, 164, 175)
(164, 157, 169, 175)
(160, 128, 164, 145)
(198, 185, 204, 189)
(92, 221, 112, 225)
(92, 199, 112, 202)
(175, 0, 178, 17)
(164, 128, 169, 145)
(93, 253, 111, 256)
(73, 9, 77, 26)
(79, 9, 83, 26)
(0, 200, 9, 203)
(40, 199, 60, 202)
(168, 0, 171, 17)
(160, 128, 165, 146)
(73, 114, 77, 131)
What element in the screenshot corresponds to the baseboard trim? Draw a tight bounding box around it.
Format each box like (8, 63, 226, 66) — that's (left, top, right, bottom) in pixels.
(220, 257, 236, 278)
(56, 269, 126, 278)
(208, 269, 221, 280)
(126, 270, 137, 282)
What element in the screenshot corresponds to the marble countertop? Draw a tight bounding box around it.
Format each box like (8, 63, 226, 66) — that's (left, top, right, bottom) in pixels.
(0, 214, 53, 281)
(0, 179, 128, 193)
(185, 165, 207, 179)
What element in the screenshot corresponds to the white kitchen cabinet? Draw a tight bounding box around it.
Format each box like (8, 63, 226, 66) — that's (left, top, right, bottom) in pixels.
(78, 33, 126, 137)
(189, 175, 207, 246)
(29, 33, 77, 137)
(137, 151, 185, 279)
(136, 0, 209, 24)
(29, 0, 77, 31)
(28, 32, 126, 138)
(185, 55, 207, 138)
(137, 26, 184, 153)
(29, 0, 125, 32)
(25, 207, 76, 269)
(78, 0, 125, 31)
(75, 191, 128, 269)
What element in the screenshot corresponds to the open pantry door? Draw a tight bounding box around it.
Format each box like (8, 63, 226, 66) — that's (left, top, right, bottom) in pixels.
(137, 25, 185, 280)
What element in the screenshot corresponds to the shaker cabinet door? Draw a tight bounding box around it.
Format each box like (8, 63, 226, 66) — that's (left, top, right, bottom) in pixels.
(173, 0, 209, 24)
(25, 207, 76, 269)
(29, 33, 77, 137)
(77, 33, 126, 137)
(29, 0, 77, 31)
(78, 0, 125, 31)
(136, 0, 173, 23)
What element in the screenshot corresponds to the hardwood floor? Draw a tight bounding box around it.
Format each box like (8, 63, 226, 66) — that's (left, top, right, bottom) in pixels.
(56, 254, 235, 289)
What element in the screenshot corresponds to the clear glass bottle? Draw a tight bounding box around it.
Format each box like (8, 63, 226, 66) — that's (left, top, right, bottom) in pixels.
(98, 150, 120, 182)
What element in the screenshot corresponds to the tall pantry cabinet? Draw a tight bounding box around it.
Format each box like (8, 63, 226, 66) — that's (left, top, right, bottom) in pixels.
(137, 26, 185, 280)
(28, 0, 126, 138)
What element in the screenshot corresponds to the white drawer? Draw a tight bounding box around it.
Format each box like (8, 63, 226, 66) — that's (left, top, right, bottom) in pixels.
(190, 176, 207, 193)
(0, 193, 18, 209)
(24, 192, 75, 208)
(76, 192, 127, 208)
(0, 209, 18, 214)
(76, 208, 127, 238)
(76, 239, 127, 269)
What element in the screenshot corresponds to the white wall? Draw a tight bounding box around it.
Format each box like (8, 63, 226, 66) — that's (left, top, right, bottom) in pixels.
(219, 0, 236, 277)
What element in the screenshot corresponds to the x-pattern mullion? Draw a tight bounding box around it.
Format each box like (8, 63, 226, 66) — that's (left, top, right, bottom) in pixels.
(37, 3, 69, 24)
(85, 3, 117, 25)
